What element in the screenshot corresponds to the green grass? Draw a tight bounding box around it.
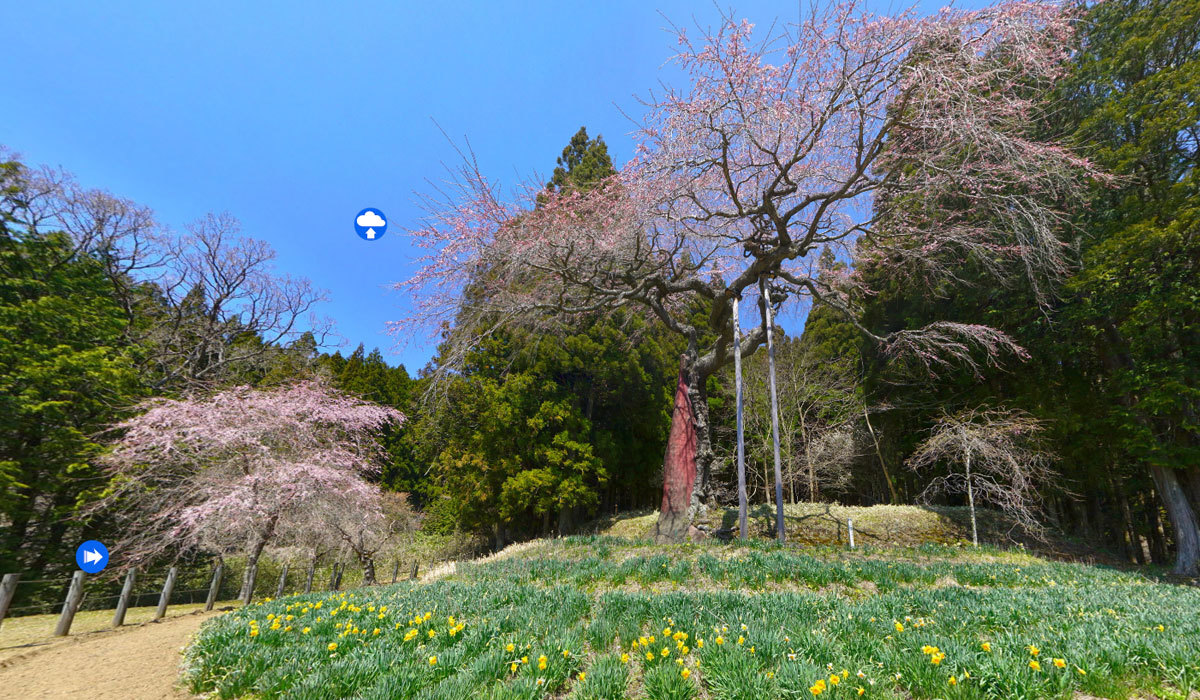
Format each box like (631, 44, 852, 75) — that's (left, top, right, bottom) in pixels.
(184, 536, 1200, 699)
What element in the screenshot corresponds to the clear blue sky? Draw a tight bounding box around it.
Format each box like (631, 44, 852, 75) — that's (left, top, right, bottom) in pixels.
(2, 0, 982, 373)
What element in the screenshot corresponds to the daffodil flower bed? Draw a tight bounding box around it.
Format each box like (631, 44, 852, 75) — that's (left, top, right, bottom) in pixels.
(183, 538, 1200, 699)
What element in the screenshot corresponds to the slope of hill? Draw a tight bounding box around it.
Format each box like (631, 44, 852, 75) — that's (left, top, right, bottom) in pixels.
(589, 504, 1107, 562)
(183, 535, 1200, 699)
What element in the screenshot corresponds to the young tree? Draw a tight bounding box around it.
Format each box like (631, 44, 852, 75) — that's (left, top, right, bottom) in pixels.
(737, 334, 863, 505)
(907, 407, 1054, 545)
(394, 1, 1098, 541)
(308, 491, 420, 585)
(98, 381, 403, 597)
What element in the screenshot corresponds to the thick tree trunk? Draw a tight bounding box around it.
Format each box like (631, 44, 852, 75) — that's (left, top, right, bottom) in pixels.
(1183, 466, 1200, 515)
(239, 514, 279, 602)
(1149, 464, 1200, 576)
(360, 555, 377, 586)
(655, 357, 699, 543)
(240, 535, 268, 603)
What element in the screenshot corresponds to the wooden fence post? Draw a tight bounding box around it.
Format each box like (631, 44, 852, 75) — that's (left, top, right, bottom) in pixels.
(410, 561, 419, 580)
(54, 570, 86, 636)
(304, 558, 315, 594)
(274, 565, 289, 598)
(391, 560, 400, 584)
(204, 564, 223, 612)
(113, 568, 137, 627)
(0, 573, 20, 630)
(848, 519, 856, 549)
(155, 566, 177, 621)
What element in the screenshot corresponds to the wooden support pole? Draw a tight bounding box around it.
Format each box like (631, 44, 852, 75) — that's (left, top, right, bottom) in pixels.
(391, 559, 400, 584)
(848, 519, 856, 549)
(54, 570, 86, 636)
(204, 564, 222, 612)
(0, 573, 21, 630)
(760, 277, 786, 543)
(733, 296, 748, 540)
(274, 565, 289, 598)
(155, 566, 177, 621)
(113, 568, 137, 626)
(304, 557, 315, 594)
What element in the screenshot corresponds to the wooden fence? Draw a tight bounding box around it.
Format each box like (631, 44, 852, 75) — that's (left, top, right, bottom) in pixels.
(0, 556, 423, 638)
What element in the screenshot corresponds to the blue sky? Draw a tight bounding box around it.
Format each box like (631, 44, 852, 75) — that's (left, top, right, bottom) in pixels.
(2, 0, 981, 373)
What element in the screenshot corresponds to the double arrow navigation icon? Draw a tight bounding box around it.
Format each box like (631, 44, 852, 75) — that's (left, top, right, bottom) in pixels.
(76, 540, 109, 572)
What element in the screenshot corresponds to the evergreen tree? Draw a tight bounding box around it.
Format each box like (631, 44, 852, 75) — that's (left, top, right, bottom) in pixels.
(0, 157, 142, 575)
(545, 127, 614, 193)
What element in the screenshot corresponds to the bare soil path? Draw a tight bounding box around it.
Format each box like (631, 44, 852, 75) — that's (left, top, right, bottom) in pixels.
(0, 609, 218, 699)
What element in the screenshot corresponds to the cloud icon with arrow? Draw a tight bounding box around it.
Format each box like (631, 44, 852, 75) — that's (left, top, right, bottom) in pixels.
(354, 208, 387, 241)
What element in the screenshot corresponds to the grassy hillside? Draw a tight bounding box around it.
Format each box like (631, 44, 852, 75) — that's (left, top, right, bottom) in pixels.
(183, 535, 1200, 699)
(588, 504, 1108, 563)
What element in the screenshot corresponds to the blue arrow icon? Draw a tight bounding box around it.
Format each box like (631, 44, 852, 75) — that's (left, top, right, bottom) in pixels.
(76, 540, 109, 574)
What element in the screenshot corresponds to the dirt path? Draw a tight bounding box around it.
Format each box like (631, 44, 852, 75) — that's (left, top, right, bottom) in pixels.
(0, 610, 218, 699)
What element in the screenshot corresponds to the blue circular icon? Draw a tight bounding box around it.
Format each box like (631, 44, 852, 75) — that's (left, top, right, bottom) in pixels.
(354, 208, 387, 241)
(76, 540, 109, 574)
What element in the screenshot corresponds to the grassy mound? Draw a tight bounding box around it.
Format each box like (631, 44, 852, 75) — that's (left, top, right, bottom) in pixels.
(588, 504, 1097, 559)
(183, 537, 1200, 699)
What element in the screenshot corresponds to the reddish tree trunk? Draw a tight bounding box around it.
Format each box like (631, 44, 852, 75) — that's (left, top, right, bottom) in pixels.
(655, 359, 697, 543)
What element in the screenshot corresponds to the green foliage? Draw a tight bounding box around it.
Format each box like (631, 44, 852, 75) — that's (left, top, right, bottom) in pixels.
(546, 127, 615, 194)
(320, 344, 423, 498)
(0, 159, 142, 575)
(1058, 0, 1200, 474)
(430, 371, 608, 535)
(419, 128, 681, 538)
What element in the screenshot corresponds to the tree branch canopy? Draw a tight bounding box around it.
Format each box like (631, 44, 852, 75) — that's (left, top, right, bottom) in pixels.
(393, 0, 1099, 384)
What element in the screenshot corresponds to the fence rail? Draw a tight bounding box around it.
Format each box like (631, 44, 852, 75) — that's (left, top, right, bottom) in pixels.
(0, 555, 425, 639)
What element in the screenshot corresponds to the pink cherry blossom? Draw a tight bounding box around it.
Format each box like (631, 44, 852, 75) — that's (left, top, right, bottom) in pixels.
(391, 1, 1100, 539)
(98, 381, 404, 574)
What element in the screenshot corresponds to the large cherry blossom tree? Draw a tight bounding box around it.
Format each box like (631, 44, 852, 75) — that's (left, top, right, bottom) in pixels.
(98, 381, 403, 595)
(394, 1, 1100, 541)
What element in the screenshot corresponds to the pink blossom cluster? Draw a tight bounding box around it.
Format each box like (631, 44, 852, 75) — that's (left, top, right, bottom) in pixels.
(99, 381, 404, 564)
